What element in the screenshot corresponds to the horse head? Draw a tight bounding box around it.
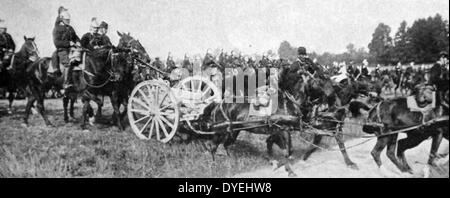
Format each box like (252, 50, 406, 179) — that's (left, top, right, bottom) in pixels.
(413, 84, 436, 108)
(68, 45, 83, 66)
(117, 31, 151, 64)
(21, 36, 39, 62)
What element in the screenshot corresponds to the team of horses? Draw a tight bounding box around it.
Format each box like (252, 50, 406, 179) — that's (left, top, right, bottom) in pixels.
(0, 34, 448, 176)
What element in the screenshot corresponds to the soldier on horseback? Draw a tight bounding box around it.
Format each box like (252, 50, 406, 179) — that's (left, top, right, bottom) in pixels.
(360, 59, 370, 79)
(99, 21, 113, 48)
(80, 18, 103, 51)
(166, 52, 176, 72)
(52, 7, 80, 90)
(182, 53, 193, 73)
(0, 19, 15, 71)
(290, 47, 323, 77)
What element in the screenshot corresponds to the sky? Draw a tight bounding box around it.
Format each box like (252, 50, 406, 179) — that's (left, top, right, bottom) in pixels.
(1, 0, 449, 59)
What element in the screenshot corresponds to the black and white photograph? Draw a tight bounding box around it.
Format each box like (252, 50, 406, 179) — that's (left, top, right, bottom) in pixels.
(0, 0, 448, 180)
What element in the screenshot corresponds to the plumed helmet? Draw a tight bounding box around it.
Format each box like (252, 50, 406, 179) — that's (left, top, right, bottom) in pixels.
(59, 9, 71, 20)
(99, 21, 108, 29)
(0, 19, 6, 29)
(90, 17, 100, 28)
(297, 47, 307, 55)
(58, 6, 68, 15)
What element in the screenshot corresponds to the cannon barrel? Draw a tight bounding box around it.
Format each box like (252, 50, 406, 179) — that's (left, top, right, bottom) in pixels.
(134, 57, 170, 76)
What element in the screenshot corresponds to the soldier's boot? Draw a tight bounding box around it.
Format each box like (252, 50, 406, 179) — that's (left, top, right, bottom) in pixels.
(51, 51, 62, 76)
(63, 65, 74, 90)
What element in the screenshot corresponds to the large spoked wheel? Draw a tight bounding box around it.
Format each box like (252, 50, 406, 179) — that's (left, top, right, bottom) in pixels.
(127, 80, 179, 143)
(175, 76, 222, 104)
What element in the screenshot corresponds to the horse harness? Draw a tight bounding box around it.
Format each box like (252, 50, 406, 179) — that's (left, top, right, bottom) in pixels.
(81, 49, 121, 89)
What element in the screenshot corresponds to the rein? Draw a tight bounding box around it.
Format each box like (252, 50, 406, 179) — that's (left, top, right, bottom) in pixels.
(81, 50, 117, 88)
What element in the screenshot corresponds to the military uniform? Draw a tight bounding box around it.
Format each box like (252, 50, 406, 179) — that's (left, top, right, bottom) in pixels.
(80, 32, 102, 51)
(0, 30, 15, 69)
(182, 57, 193, 72)
(52, 9, 80, 88)
(166, 57, 176, 72)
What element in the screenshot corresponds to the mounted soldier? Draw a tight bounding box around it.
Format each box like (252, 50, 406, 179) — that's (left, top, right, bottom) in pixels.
(99, 21, 113, 48)
(360, 59, 370, 79)
(152, 57, 165, 78)
(166, 52, 176, 72)
(290, 47, 324, 78)
(182, 53, 193, 73)
(52, 6, 80, 90)
(0, 19, 15, 71)
(80, 17, 103, 51)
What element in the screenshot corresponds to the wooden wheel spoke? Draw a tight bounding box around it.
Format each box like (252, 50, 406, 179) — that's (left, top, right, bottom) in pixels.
(197, 80, 203, 92)
(158, 92, 168, 107)
(154, 118, 161, 140)
(155, 86, 160, 106)
(148, 118, 155, 139)
(160, 103, 174, 111)
(132, 98, 150, 110)
(138, 89, 152, 106)
(130, 108, 149, 116)
(159, 115, 174, 129)
(134, 115, 150, 124)
(139, 115, 153, 135)
(156, 118, 170, 138)
(202, 86, 212, 97)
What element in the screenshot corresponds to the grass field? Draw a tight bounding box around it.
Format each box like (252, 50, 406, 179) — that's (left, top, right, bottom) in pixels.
(0, 97, 447, 178)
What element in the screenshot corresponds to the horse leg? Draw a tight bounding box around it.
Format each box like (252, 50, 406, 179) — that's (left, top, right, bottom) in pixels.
(385, 134, 408, 172)
(23, 94, 36, 126)
(7, 88, 14, 114)
(69, 94, 76, 119)
(110, 93, 124, 130)
(302, 134, 322, 161)
(266, 134, 278, 157)
(36, 91, 53, 126)
(397, 133, 428, 173)
(428, 131, 444, 166)
(63, 96, 69, 123)
(81, 98, 91, 130)
(371, 136, 389, 167)
(335, 127, 358, 169)
(270, 130, 292, 158)
(223, 130, 240, 157)
(95, 95, 104, 119)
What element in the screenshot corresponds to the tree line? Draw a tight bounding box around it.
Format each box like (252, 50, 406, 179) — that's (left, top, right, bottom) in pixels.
(278, 13, 449, 66)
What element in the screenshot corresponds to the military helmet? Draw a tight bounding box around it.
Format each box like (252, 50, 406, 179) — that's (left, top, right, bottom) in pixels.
(59, 10, 71, 20)
(99, 21, 108, 29)
(0, 19, 6, 29)
(297, 47, 307, 56)
(90, 17, 100, 28)
(440, 51, 448, 58)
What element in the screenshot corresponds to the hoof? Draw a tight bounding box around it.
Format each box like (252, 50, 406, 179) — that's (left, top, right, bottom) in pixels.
(347, 163, 359, 170)
(288, 172, 298, 178)
(21, 123, 29, 128)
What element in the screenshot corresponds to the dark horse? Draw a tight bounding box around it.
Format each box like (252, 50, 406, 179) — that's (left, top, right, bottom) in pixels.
(79, 31, 150, 130)
(299, 72, 373, 169)
(358, 83, 448, 173)
(355, 62, 449, 174)
(198, 67, 305, 160)
(0, 36, 39, 114)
